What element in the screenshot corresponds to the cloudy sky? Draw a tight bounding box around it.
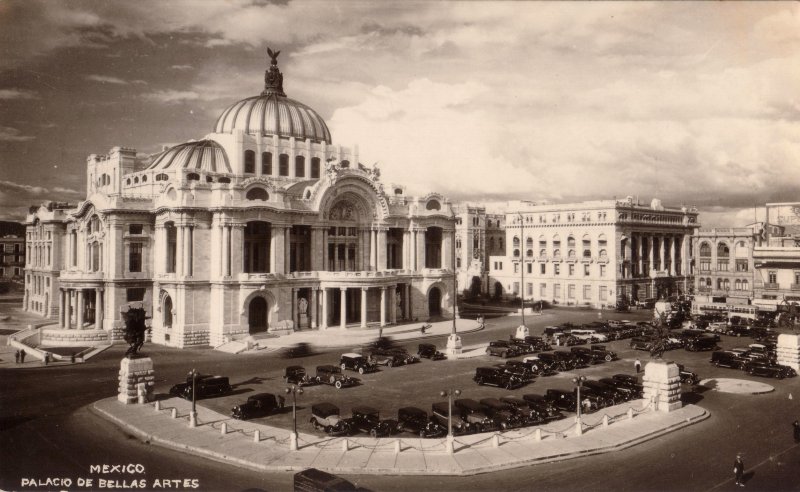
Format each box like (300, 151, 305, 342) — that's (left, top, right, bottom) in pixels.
(1, 1, 798, 225)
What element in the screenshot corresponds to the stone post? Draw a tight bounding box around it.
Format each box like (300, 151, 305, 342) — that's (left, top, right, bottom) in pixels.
(118, 357, 155, 404)
(641, 360, 682, 413)
(776, 334, 800, 371)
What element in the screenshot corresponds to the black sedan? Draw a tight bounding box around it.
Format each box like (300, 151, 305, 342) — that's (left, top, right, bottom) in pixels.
(231, 393, 285, 420)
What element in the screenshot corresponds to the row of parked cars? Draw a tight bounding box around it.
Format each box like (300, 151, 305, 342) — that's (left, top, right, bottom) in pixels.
(710, 344, 796, 379)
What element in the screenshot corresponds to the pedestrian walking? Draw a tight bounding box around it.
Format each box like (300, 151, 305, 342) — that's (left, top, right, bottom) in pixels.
(14, 350, 20, 364)
(734, 454, 745, 487)
(44, 352, 50, 366)
(634, 358, 642, 374)
(19, 349, 26, 363)
(793, 420, 800, 444)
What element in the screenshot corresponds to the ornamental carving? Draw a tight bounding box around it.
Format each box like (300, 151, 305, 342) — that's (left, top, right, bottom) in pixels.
(329, 200, 356, 221)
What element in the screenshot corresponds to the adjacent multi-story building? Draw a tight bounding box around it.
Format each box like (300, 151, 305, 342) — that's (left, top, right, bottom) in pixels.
(454, 204, 505, 297)
(23, 53, 455, 348)
(0, 234, 25, 280)
(488, 197, 699, 308)
(752, 202, 800, 312)
(693, 227, 756, 315)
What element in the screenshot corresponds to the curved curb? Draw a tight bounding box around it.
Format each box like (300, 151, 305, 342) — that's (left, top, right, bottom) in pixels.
(698, 378, 775, 395)
(92, 399, 710, 476)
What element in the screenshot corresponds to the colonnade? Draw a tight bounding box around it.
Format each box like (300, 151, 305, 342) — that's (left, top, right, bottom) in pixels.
(58, 287, 103, 330)
(294, 283, 412, 330)
(623, 233, 692, 278)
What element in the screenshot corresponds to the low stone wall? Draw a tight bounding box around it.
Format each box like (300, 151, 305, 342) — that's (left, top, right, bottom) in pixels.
(776, 334, 800, 371)
(40, 328, 109, 347)
(642, 360, 682, 413)
(182, 330, 210, 347)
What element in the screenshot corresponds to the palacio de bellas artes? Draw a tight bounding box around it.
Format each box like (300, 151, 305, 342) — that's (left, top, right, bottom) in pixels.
(2, 2, 800, 492)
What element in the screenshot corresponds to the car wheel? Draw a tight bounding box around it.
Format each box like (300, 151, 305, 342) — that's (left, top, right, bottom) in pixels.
(311, 418, 319, 429)
(335, 380, 343, 389)
(685, 377, 695, 385)
(340, 363, 347, 371)
(359, 367, 365, 374)
(605, 354, 613, 362)
(370, 429, 378, 438)
(324, 425, 332, 434)
(486, 348, 492, 355)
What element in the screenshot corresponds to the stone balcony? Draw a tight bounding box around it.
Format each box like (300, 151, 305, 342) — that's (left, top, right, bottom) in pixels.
(791, 284, 800, 291)
(60, 270, 104, 281)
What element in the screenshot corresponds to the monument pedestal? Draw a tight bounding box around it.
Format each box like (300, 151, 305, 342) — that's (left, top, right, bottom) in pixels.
(446, 334, 462, 358)
(298, 314, 309, 330)
(776, 333, 800, 371)
(515, 325, 529, 339)
(118, 357, 155, 404)
(642, 360, 681, 413)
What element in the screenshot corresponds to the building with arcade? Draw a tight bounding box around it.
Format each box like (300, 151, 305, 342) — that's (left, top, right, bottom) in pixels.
(23, 53, 456, 348)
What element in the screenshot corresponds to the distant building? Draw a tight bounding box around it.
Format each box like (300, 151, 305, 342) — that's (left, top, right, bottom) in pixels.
(488, 197, 699, 308)
(692, 227, 756, 317)
(0, 234, 25, 280)
(453, 204, 505, 297)
(24, 53, 455, 348)
(752, 202, 800, 311)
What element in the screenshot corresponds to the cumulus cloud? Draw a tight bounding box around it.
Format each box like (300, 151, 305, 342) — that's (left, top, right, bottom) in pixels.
(170, 64, 193, 70)
(141, 90, 201, 103)
(85, 74, 129, 84)
(0, 127, 35, 142)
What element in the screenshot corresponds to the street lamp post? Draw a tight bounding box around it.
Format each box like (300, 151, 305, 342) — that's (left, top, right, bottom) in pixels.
(189, 368, 198, 427)
(572, 375, 587, 435)
(285, 385, 304, 450)
(516, 213, 529, 339)
(446, 210, 462, 357)
(440, 388, 461, 454)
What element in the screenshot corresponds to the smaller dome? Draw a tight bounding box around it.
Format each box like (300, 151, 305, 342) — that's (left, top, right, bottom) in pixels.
(148, 140, 231, 173)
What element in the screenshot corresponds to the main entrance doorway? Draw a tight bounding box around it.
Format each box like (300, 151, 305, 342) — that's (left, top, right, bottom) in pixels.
(248, 297, 268, 333)
(428, 287, 442, 317)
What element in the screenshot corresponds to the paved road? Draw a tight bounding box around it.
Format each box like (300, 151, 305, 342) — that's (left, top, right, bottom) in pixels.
(2, 307, 799, 491)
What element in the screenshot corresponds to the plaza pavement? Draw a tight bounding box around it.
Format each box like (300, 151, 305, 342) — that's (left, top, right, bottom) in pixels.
(93, 395, 708, 476)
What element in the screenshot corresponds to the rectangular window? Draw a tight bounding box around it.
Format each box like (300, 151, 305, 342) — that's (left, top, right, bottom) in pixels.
(526, 282, 533, 296)
(795, 271, 800, 285)
(129, 243, 143, 272)
(717, 260, 728, 271)
(554, 264, 560, 275)
(554, 284, 561, 298)
(699, 260, 711, 272)
(514, 263, 519, 273)
(768, 271, 777, 284)
(568, 264, 575, 276)
(540, 263, 546, 274)
(599, 264, 606, 277)
(527, 263, 532, 274)
(499, 262, 503, 270)
(599, 286, 607, 301)
(513, 282, 520, 295)
(540, 283, 546, 297)
(262, 152, 272, 175)
(583, 285, 591, 299)
(126, 288, 146, 302)
(736, 260, 748, 272)
(129, 224, 143, 235)
(584, 264, 590, 276)
(568, 284, 575, 299)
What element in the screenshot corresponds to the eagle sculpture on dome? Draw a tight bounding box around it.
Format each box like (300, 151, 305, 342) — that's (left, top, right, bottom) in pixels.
(267, 47, 281, 66)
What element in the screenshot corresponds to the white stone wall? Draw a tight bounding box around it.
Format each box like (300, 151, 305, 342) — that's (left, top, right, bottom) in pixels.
(642, 360, 682, 413)
(118, 357, 155, 405)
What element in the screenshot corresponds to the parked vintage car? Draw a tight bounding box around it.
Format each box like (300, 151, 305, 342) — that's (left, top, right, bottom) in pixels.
(710, 350, 746, 369)
(581, 381, 623, 405)
(431, 402, 471, 435)
(589, 344, 618, 362)
(384, 347, 420, 365)
(340, 353, 378, 374)
(743, 360, 796, 379)
(629, 337, 652, 351)
(610, 374, 644, 396)
(365, 349, 405, 368)
(284, 365, 315, 386)
(570, 346, 601, 365)
(531, 352, 575, 371)
(599, 377, 643, 400)
(309, 402, 351, 436)
(520, 394, 564, 421)
(474, 366, 525, 389)
(349, 406, 396, 437)
(498, 360, 536, 381)
(281, 342, 313, 359)
(454, 399, 497, 432)
(553, 350, 584, 369)
(169, 374, 232, 400)
(747, 343, 777, 362)
(685, 336, 718, 352)
(396, 407, 446, 438)
(574, 387, 608, 411)
(485, 340, 522, 358)
(499, 396, 550, 424)
(544, 389, 578, 412)
(522, 355, 559, 375)
(417, 343, 446, 360)
(479, 398, 525, 429)
(676, 364, 699, 385)
(315, 365, 359, 389)
(231, 393, 285, 420)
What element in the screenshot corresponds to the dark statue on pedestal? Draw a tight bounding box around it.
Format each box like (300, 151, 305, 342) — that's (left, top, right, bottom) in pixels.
(121, 306, 150, 358)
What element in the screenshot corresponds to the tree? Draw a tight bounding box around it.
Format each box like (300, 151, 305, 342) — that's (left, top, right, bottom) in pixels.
(121, 306, 150, 358)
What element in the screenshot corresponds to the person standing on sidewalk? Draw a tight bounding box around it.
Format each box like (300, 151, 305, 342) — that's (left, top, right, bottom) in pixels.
(793, 420, 800, 444)
(734, 454, 745, 487)
(19, 349, 26, 363)
(14, 350, 20, 364)
(634, 358, 642, 374)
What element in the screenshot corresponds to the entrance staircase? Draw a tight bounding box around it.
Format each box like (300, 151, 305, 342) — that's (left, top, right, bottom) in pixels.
(214, 332, 277, 354)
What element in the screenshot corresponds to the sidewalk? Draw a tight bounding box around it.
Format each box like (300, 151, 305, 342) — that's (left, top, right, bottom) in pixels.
(93, 396, 708, 476)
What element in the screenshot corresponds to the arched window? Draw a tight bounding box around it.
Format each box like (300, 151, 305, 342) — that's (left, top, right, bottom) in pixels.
(513, 236, 520, 248)
(699, 242, 712, 256)
(723, 279, 730, 290)
(526, 238, 533, 249)
(553, 248, 561, 258)
(568, 249, 576, 259)
(295, 155, 305, 177)
(126, 178, 131, 185)
(244, 150, 256, 173)
(426, 200, 441, 211)
(526, 249, 533, 257)
(311, 157, 320, 179)
(279, 154, 289, 176)
(735, 279, 741, 290)
(394, 188, 403, 195)
(186, 172, 200, 181)
(165, 222, 177, 274)
(717, 243, 730, 257)
(513, 249, 520, 258)
(599, 249, 607, 258)
(261, 152, 272, 175)
(246, 188, 269, 201)
(142, 175, 147, 182)
(567, 236, 576, 248)
(133, 176, 139, 184)
(156, 173, 168, 181)
(742, 279, 749, 291)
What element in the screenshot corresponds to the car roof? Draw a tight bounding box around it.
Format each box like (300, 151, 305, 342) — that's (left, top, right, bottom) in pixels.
(285, 365, 305, 371)
(398, 406, 426, 416)
(317, 364, 338, 371)
(352, 405, 379, 415)
(500, 396, 527, 404)
(341, 352, 363, 358)
(312, 402, 340, 414)
(248, 393, 277, 401)
(479, 398, 506, 407)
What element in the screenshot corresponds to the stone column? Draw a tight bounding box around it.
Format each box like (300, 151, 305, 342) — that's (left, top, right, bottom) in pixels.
(64, 290, 72, 329)
(271, 225, 282, 274)
(320, 288, 328, 330)
(660, 236, 666, 272)
(642, 360, 682, 413)
(322, 229, 328, 271)
(404, 283, 411, 320)
(683, 234, 692, 276)
(291, 288, 298, 328)
(95, 288, 104, 330)
(380, 286, 387, 327)
(402, 231, 410, 270)
(222, 225, 231, 277)
(333, 242, 339, 272)
(443, 230, 452, 271)
(670, 236, 677, 276)
(417, 228, 426, 270)
(185, 226, 193, 277)
(210, 220, 220, 278)
(776, 334, 800, 371)
(59, 289, 66, 328)
(230, 224, 244, 276)
(310, 288, 318, 329)
(76, 290, 85, 329)
(339, 288, 347, 329)
(284, 226, 291, 274)
(360, 287, 368, 328)
(377, 228, 387, 271)
(648, 236, 654, 273)
(391, 285, 397, 324)
(309, 228, 318, 271)
(176, 224, 184, 277)
(369, 229, 376, 271)
(410, 230, 417, 271)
